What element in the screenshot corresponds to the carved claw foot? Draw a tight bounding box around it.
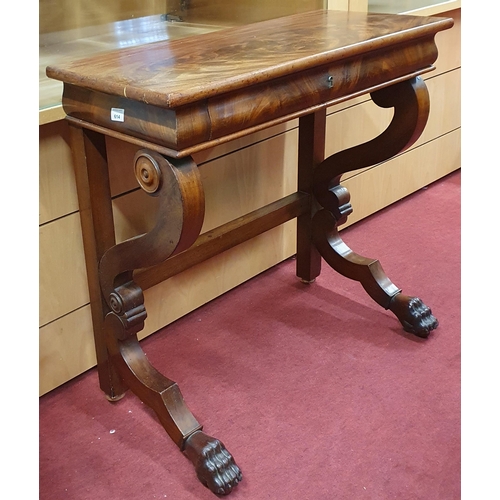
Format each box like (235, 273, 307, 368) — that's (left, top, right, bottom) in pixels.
(389, 293, 438, 338)
(184, 431, 242, 495)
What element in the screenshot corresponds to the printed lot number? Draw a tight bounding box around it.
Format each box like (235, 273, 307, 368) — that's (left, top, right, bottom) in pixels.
(111, 108, 125, 122)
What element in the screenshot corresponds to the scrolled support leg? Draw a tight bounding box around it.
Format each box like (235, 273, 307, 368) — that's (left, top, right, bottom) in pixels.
(104, 280, 198, 439)
(312, 209, 438, 337)
(104, 297, 203, 448)
(97, 149, 242, 493)
(104, 289, 243, 494)
(99, 150, 206, 300)
(311, 77, 438, 337)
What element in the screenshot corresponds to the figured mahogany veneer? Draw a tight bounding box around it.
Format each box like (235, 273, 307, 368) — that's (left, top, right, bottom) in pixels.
(46, 10, 453, 496)
(47, 10, 451, 156)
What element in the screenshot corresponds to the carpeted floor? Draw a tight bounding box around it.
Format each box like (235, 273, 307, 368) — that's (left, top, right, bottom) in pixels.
(39, 170, 461, 499)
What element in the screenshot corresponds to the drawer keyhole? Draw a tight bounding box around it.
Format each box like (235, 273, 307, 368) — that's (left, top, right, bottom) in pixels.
(327, 75, 334, 88)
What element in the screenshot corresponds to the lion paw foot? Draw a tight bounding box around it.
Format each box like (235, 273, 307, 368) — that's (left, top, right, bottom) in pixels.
(389, 294, 438, 338)
(184, 431, 242, 495)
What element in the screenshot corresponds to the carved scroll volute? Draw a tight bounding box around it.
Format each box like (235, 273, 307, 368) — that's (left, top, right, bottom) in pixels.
(313, 76, 430, 219)
(99, 151, 205, 312)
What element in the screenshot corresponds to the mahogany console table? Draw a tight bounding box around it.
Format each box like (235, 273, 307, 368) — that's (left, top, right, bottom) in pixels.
(47, 10, 453, 495)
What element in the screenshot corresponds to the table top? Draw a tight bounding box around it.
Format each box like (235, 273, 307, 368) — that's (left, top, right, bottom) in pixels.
(46, 10, 453, 110)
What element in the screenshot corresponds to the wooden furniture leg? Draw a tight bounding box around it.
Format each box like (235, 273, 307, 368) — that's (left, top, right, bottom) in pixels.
(296, 110, 325, 283)
(69, 124, 127, 400)
(70, 132, 242, 495)
(306, 77, 439, 338)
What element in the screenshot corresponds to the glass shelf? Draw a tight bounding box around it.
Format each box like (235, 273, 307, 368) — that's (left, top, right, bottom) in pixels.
(368, 0, 461, 15)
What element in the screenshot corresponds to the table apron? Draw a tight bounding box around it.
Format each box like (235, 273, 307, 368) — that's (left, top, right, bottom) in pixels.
(62, 38, 437, 157)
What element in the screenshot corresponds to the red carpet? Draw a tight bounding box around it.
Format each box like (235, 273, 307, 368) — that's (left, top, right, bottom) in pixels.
(40, 170, 460, 499)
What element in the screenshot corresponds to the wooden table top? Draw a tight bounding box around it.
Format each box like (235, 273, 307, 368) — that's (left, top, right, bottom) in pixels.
(46, 10, 453, 110)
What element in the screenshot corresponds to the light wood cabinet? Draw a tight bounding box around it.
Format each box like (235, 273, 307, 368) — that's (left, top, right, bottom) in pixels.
(39, 3, 460, 395)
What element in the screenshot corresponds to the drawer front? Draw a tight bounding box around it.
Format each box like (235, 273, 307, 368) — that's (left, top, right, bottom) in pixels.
(61, 36, 438, 155)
